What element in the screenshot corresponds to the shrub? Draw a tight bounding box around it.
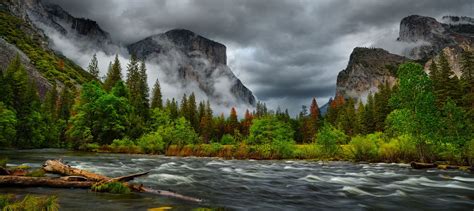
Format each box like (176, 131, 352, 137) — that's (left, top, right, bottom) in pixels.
(271, 140, 295, 159)
(349, 134, 380, 161)
(91, 182, 130, 194)
(315, 123, 347, 158)
(294, 144, 320, 159)
(110, 138, 140, 153)
(26, 169, 46, 177)
(158, 117, 198, 147)
(79, 143, 100, 152)
(379, 134, 417, 162)
(465, 139, 474, 166)
(220, 134, 236, 145)
(0, 194, 59, 211)
(137, 132, 164, 154)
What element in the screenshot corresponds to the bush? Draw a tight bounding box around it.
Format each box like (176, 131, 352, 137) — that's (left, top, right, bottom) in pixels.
(465, 139, 474, 166)
(0, 194, 59, 211)
(110, 138, 140, 153)
(379, 134, 417, 162)
(315, 123, 347, 158)
(158, 117, 198, 147)
(349, 133, 381, 161)
(79, 143, 100, 152)
(220, 134, 236, 145)
(91, 182, 130, 194)
(271, 140, 295, 159)
(137, 132, 164, 154)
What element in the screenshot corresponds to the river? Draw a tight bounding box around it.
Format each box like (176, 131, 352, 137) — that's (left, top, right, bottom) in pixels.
(1, 149, 473, 210)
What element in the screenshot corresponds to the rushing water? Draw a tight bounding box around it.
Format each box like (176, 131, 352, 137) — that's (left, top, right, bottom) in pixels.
(1, 149, 473, 210)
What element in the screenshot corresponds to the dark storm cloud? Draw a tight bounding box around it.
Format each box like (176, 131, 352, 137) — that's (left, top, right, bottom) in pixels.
(46, 0, 474, 115)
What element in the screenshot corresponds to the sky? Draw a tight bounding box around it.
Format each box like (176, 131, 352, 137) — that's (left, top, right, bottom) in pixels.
(46, 0, 473, 116)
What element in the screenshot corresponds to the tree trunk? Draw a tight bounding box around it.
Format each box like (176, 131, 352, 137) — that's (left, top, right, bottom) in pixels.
(0, 176, 93, 188)
(410, 162, 437, 169)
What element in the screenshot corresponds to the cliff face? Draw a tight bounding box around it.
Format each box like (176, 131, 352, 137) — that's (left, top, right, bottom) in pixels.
(128, 29, 256, 106)
(398, 15, 474, 60)
(336, 48, 410, 101)
(0, 38, 51, 98)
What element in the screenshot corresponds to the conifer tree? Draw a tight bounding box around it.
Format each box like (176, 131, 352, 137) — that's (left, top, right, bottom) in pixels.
(87, 53, 100, 79)
(460, 50, 474, 119)
(103, 54, 122, 91)
(138, 60, 150, 118)
(227, 107, 239, 135)
(435, 51, 460, 107)
(364, 93, 375, 133)
(187, 92, 198, 130)
(309, 97, 320, 136)
(180, 94, 188, 118)
(151, 78, 163, 109)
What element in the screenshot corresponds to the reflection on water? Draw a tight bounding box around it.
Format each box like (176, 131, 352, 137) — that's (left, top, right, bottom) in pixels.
(1, 149, 473, 210)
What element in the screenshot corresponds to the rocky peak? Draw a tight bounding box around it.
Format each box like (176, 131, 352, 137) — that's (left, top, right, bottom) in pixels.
(336, 47, 410, 102)
(130, 29, 227, 65)
(398, 15, 474, 60)
(128, 29, 255, 106)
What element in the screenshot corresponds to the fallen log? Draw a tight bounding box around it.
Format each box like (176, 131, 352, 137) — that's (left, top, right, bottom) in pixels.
(410, 162, 438, 169)
(42, 159, 202, 202)
(0, 176, 93, 188)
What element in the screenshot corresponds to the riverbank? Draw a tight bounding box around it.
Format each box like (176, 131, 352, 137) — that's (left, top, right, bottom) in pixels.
(77, 143, 474, 172)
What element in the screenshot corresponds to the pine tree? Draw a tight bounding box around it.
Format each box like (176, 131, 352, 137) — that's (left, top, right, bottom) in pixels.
(150, 78, 163, 109)
(103, 54, 122, 92)
(309, 97, 320, 136)
(241, 109, 253, 136)
(460, 50, 474, 119)
(373, 82, 392, 131)
(138, 60, 150, 119)
(87, 53, 100, 79)
(355, 101, 366, 135)
(57, 87, 73, 121)
(199, 101, 214, 143)
(187, 92, 198, 130)
(435, 51, 460, 107)
(364, 93, 375, 133)
(180, 94, 188, 118)
(227, 107, 239, 135)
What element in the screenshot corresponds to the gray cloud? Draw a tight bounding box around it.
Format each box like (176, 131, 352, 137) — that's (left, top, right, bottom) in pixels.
(45, 0, 474, 116)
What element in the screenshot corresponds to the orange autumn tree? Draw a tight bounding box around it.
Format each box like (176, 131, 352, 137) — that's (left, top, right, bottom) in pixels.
(241, 109, 254, 136)
(326, 93, 345, 125)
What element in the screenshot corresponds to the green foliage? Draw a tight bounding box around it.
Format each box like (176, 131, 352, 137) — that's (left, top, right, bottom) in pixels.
(248, 116, 294, 145)
(389, 62, 440, 161)
(91, 182, 130, 194)
(25, 169, 46, 177)
(87, 53, 100, 79)
(0, 158, 7, 168)
(220, 134, 236, 145)
(349, 133, 382, 161)
(103, 55, 122, 91)
(158, 117, 198, 147)
(464, 139, 474, 166)
(68, 81, 132, 147)
(137, 132, 165, 154)
(315, 123, 347, 158)
(378, 135, 417, 162)
(0, 194, 59, 211)
(0, 102, 16, 147)
(150, 79, 163, 109)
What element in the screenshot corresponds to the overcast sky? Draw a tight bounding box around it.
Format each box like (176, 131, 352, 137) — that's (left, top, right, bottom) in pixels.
(46, 0, 473, 115)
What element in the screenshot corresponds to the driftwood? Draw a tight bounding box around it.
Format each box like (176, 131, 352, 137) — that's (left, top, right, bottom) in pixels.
(410, 162, 438, 169)
(0, 159, 202, 203)
(0, 176, 94, 188)
(44, 159, 202, 202)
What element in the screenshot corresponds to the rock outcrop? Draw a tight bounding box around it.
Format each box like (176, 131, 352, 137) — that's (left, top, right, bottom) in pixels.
(0, 38, 51, 98)
(128, 29, 256, 106)
(398, 15, 474, 60)
(336, 47, 410, 101)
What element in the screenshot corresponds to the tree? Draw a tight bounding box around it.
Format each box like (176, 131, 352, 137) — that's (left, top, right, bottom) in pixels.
(354, 101, 367, 135)
(433, 51, 460, 107)
(103, 54, 122, 92)
(138, 60, 150, 119)
(364, 93, 375, 133)
(388, 62, 440, 162)
(150, 79, 163, 109)
(241, 109, 253, 136)
(187, 93, 198, 130)
(226, 107, 239, 135)
(336, 98, 356, 136)
(460, 50, 474, 120)
(315, 123, 348, 158)
(0, 102, 17, 147)
(179, 94, 188, 118)
(3, 55, 45, 148)
(87, 53, 100, 79)
(67, 81, 131, 147)
(248, 115, 294, 145)
(373, 82, 393, 131)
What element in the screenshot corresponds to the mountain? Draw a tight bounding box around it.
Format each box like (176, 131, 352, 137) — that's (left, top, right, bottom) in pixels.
(128, 29, 256, 106)
(1, 0, 256, 106)
(398, 15, 474, 60)
(336, 15, 474, 102)
(0, 0, 96, 97)
(336, 47, 410, 101)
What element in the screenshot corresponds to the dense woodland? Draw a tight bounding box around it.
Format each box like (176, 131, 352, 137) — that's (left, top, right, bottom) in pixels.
(0, 49, 473, 164)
